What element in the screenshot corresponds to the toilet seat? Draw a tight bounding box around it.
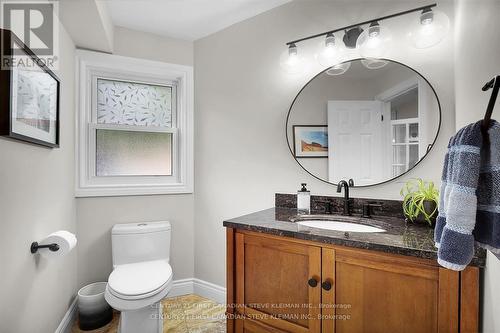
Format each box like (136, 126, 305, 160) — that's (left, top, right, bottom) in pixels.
(108, 278, 170, 300)
(108, 260, 172, 299)
(105, 260, 173, 311)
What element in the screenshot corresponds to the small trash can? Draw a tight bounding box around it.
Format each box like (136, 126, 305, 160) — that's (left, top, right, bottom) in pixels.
(78, 282, 113, 330)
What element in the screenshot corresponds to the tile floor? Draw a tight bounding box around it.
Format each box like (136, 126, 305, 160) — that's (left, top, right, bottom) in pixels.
(71, 294, 226, 333)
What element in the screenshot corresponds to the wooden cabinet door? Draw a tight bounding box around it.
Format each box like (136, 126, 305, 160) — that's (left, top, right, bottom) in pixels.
(332, 248, 458, 333)
(235, 233, 322, 333)
(236, 318, 289, 333)
(321, 248, 336, 333)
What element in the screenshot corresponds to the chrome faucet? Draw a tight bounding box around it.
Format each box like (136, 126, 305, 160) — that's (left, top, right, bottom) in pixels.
(337, 179, 353, 215)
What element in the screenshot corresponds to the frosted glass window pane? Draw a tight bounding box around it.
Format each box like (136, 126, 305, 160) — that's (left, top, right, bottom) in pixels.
(392, 124, 406, 143)
(392, 145, 407, 166)
(96, 129, 172, 176)
(392, 165, 405, 177)
(97, 79, 172, 127)
(409, 144, 419, 168)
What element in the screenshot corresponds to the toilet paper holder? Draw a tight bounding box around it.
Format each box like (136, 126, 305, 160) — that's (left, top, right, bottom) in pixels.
(30, 241, 60, 254)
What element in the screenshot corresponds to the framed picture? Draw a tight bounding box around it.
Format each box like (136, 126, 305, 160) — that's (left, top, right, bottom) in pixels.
(293, 125, 328, 158)
(0, 29, 60, 148)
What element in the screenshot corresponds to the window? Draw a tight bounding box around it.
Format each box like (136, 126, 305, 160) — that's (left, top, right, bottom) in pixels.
(76, 50, 193, 196)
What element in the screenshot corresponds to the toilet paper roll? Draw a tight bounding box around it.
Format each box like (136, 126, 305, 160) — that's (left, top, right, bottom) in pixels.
(39, 230, 77, 259)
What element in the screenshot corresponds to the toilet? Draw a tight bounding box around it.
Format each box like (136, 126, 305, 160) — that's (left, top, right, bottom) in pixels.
(105, 221, 173, 333)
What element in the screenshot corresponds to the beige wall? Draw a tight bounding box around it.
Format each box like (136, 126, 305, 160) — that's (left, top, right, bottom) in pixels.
(454, 1, 500, 332)
(0, 27, 77, 332)
(76, 26, 195, 288)
(194, 0, 455, 286)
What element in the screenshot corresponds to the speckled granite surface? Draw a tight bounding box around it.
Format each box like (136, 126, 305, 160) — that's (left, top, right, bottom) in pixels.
(223, 207, 486, 268)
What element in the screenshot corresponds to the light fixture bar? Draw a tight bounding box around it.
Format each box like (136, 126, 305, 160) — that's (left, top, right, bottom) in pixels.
(285, 3, 437, 46)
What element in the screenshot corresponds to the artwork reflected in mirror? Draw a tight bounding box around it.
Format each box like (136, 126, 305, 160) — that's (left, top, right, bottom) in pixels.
(286, 59, 441, 187)
(293, 125, 328, 158)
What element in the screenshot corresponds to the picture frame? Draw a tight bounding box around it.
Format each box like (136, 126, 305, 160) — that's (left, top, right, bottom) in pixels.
(293, 125, 328, 158)
(0, 29, 60, 148)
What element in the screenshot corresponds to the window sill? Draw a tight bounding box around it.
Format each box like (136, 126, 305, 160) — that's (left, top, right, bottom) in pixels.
(75, 184, 193, 197)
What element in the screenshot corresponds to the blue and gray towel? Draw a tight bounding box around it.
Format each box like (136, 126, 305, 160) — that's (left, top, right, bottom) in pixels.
(434, 120, 500, 270)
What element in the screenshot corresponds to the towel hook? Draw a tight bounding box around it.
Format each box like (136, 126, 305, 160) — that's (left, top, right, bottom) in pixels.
(481, 75, 500, 144)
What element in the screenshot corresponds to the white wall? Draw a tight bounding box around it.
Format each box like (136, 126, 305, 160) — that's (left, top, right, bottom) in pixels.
(454, 1, 500, 332)
(0, 27, 77, 332)
(59, 0, 114, 53)
(194, 0, 455, 286)
(113, 26, 193, 66)
(76, 26, 195, 288)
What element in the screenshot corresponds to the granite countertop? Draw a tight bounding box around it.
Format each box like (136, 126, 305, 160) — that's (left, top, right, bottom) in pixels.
(223, 207, 486, 268)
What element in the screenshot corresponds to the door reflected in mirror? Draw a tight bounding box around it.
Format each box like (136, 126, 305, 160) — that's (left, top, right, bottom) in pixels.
(286, 59, 441, 187)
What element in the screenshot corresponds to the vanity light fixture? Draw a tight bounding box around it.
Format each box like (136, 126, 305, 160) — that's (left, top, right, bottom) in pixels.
(315, 33, 344, 67)
(356, 21, 393, 59)
(408, 8, 450, 49)
(279, 43, 305, 74)
(281, 3, 448, 73)
(343, 27, 363, 49)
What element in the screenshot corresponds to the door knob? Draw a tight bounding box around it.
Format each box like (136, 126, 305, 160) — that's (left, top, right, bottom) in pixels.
(308, 278, 318, 287)
(322, 280, 332, 291)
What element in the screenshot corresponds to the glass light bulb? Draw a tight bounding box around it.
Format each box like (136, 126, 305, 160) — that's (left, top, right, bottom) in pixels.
(408, 9, 450, 49)
(279, 44, 305, 74)
(315, 33, 344, 68)
(326, 61, 351, 76)
(356, 23, 392, 59)
(361, 58, 388, 69)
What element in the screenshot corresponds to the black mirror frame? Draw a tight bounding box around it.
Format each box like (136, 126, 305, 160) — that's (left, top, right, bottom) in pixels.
(285, 58, 442, 188)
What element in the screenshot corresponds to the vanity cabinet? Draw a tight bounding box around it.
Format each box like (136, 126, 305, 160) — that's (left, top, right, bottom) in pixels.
(226, 229, 479, 333)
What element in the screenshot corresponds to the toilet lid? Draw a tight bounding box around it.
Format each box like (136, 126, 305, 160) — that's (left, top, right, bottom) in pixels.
(108, 260, 172, 297)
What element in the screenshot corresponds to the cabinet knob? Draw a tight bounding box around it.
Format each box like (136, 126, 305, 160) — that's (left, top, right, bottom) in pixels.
(308, 278, 318, 287)
(322, 280, 332, 291)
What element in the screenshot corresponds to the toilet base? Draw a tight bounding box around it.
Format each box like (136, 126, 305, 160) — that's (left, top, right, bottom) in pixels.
(118, 302, 163, 333)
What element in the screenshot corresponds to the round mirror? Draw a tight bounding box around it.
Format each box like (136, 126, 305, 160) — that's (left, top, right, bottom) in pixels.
(286, 59, 441, 187)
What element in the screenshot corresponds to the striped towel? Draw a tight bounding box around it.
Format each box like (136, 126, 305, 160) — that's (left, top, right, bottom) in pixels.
(434, 120, 500, 270)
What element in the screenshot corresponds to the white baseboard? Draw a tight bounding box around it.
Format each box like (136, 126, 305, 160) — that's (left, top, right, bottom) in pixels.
(55, 297, 77, 333)
(169, 278, 226, 304)
(192, 278, 226, 304)
(55, 278, 226, 333)
(168, 278, 195, 297)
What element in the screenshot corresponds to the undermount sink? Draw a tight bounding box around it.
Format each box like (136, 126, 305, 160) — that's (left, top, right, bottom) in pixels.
(293, 215, 386, 233)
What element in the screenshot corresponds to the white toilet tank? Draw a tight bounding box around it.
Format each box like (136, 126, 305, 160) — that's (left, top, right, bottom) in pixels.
(111, 221, 171, 267)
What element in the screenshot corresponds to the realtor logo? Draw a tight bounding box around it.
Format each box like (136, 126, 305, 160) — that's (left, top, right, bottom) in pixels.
(1, 0, 59, 69)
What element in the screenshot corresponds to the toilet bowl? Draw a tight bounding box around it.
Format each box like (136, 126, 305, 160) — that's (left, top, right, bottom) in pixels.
(105, 222, 172, 333)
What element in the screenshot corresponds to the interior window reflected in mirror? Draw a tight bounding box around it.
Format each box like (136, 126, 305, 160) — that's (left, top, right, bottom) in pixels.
(286, 59, 441, 187)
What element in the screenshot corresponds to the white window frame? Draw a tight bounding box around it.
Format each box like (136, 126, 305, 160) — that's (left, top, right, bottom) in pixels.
(75, 50, 193, 197)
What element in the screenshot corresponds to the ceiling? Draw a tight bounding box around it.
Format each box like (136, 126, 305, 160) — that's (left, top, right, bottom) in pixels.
(105, 0, 291, 41)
